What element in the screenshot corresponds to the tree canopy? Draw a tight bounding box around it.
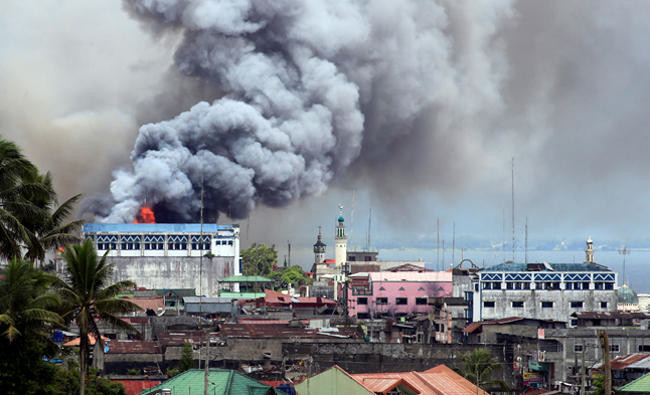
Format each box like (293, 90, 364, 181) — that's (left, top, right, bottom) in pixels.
(241, 243, 278, 277)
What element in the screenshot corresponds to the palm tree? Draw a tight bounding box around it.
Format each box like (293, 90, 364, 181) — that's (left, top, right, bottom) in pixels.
(0, 258, 62, 341)
(0, 139, 48, 260)
(58, 239, 141, 394)
(0, 258, 63, 393)
(456, 347, 508, 392)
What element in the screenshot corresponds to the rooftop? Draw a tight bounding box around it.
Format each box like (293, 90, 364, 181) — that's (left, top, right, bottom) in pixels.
(106, 340, 160, 354)
(83, 223, 234, 233)
(482, 262, 613, 272)
(367, 271, 452, 282)
(219, 275, 274, 283)
(350, 364, 489, 394)
(140, 369, 278, 395)
(219, 323, 362, 339)
(619, 371, 650, 392)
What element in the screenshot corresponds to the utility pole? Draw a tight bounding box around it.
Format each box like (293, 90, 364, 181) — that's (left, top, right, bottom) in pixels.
(452, 221, 456, 267)
(201, 176, 209, 395)
(436, 218, 440, 271)
(581, 340, 586, 395)
(287, 241, 291, 268)
(599, 331, 612, 395)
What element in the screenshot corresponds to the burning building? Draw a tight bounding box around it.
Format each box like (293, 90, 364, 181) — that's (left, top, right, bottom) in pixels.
(82, 221, 241, 297)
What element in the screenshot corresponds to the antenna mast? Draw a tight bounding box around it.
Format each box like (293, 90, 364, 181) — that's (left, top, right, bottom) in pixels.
(436, 218, 440, 271)
(452, 221, 456, 267)
(618, 246, 631, 286)
(366, 208, 372, 251)
(525, 217, 528, 264)
(511, 157, 515, 262)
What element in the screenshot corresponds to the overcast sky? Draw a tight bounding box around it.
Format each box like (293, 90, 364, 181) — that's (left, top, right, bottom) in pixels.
(2, 1, 650, 272)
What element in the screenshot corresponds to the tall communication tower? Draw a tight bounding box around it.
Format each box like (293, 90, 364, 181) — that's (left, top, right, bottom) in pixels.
(511, 157, 515, 262)
(525, 217, 528, 264)
(618, 246, 631, 286)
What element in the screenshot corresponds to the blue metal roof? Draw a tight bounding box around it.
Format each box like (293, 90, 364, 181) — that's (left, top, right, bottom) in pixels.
(482, 262, 613, 272)
(83, 223, 233, 233)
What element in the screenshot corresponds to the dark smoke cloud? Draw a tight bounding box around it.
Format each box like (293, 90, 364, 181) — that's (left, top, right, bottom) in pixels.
(104, 0, 514, 222)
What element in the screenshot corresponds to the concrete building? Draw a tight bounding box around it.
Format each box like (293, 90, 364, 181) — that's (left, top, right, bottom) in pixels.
(334, 211, 347, 268)
(472, 260, 617, 324)
(347, 271, 452, 318)
(83, 223, 241, 297)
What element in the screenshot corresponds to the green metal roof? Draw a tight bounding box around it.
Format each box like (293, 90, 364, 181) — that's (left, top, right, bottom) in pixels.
(619, 371, 650, 392)
(218, 292, 266, 299)
(140, 369, 277, 395)
(617, 284, 639, 304)
(219, 275, 274, 283)
(155, 288, 197, 297)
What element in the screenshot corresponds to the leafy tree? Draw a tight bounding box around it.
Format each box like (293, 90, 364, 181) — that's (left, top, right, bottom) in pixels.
(241, 243, 278, 277)
(0, 258, 64, 394)
(58, 239, 141, 395)
(179, 341, 194, 372)
(456, 347, 508, 392)
(271, 266, 312, 289)
(0, 139, 48, 260)
(0, 139, 81, 263)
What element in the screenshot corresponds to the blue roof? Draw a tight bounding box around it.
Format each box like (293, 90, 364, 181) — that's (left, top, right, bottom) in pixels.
(83, 223, 233, 233)
(482, 262, 613, 272)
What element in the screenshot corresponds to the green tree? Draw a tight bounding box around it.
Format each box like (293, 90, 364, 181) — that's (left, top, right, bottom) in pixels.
(273, 266, 312, 289)
(58, 239, 141, 395)
(179, 341, 194, 372)
(456, 347, 508, 392)
(241, 243, 278, 276)
(0, 258, 64, 394)
(0, 139, 81, 264)
(0, 139, 49, 260)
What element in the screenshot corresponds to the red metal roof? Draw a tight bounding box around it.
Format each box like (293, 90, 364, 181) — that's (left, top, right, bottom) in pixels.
(111, 379, 161, 395)
(350, 364, 488, 394)
(122, 297, 164, 312)
(106, 340, 160, 354)
(156, 331, 218, 346)
(593, 353, 650, 370)
(219, 323, 362, 339)
(462, 317, 524, 333)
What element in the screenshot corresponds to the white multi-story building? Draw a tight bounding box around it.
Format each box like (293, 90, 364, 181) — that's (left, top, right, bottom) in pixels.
(82, 223, 240, 296)
(472, 239, 618, 324)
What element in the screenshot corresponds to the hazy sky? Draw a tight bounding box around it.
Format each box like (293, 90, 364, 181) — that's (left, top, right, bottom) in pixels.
(2, 1, 650, 271)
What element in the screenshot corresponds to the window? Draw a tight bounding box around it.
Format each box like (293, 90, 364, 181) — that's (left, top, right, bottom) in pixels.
(376, 297, 388, 305)
(542, 301, 553, 308)
(492, 282, 501, 290)
(605, 282, 614, 290)
(512, 301, 524, 308)
(600, 301, 608, 309)
(594, 282, 604, 290)
(574, 344, 583, 352)
(464, 291, 473, 301)
(357, 297, 368, 305)
(484, 301, 495, 308)
(570, 319, 578, 327)
(398, 287, 405, 291)
(571, 301, 584, 308)
(416, 297, 428, 305)
(396, 297, 408, 305)
(639, 345, 650, 352)
(484, 282, 493, 290)
(610, 344, 620, 353)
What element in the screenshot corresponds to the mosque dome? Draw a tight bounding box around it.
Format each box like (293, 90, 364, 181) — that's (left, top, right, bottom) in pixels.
(617, 284, 639, 304)
(338, 216, 344, 222)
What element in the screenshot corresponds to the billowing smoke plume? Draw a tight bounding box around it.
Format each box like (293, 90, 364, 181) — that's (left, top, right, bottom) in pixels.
(102, 0, 514, 222)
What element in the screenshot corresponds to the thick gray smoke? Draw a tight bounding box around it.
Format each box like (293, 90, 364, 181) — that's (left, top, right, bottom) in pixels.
(104, 0, 514, 222)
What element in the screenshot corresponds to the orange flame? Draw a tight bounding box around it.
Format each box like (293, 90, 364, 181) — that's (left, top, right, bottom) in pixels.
(134, 206, 156, 224)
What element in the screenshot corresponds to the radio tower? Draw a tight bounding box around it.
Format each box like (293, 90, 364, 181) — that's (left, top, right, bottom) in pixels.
(511, 157, 515, 262)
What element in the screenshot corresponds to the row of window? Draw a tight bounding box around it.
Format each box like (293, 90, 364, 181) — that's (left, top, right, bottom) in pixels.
(97, 241, 232, 250)
(483, 300, 608, 309)
(481, 281, 614, 291)
(575, 344, 620, 352)
(357, 297, 429, 306)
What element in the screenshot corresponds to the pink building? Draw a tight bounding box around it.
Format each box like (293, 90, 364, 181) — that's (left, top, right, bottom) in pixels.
(347, 271, 452, 318)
